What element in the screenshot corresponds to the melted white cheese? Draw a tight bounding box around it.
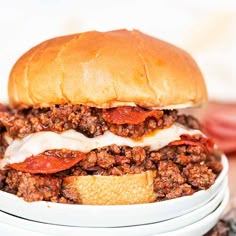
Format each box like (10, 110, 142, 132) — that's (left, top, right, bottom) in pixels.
(0, 124, 203, 169)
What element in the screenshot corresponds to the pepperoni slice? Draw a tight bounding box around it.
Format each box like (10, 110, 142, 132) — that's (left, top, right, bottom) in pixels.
(168, 134, 215, 154)
(168, 139, 200, 147)
(9, 151, 86, 174)
(102, 106, 163, 125)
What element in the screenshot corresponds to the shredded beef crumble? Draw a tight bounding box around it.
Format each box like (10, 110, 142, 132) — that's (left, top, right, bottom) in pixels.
(177, 114, 201, 130)
(0, 133, 8, 157)
(183, 164, 216, 190)
(153, 160, 195, 200)
(0, 142, 222, 203)
(0, 104, 222, 203)
(0, 104, 180, 139)
(5, 170, 62, 202)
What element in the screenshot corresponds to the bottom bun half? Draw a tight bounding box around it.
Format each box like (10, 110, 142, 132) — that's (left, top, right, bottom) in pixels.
(62, 170, 157, 205)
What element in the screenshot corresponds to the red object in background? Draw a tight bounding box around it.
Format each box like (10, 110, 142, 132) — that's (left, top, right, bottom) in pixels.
(202, 102, 236, 154)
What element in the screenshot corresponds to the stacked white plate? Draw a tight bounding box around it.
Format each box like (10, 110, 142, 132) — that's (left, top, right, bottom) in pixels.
(0, 155, 229, 236)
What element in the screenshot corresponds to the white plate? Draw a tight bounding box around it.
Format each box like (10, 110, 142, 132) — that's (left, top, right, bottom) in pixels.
(0, 154, 228, 227)
(160, 189, 229, 236)
(0, 187, 229, 236)
(0, 179, 228, 236)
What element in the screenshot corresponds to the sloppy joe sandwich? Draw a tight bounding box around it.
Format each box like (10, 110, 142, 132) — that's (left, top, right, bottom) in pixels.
(0, 29, 222, 205)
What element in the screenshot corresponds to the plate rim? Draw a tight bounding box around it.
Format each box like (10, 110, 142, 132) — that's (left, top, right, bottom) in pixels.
(0, 187, 229, 236)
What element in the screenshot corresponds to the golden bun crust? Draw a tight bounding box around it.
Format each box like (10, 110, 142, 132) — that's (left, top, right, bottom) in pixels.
(62, 170, 157, 205)
(8, 29, 207, 109)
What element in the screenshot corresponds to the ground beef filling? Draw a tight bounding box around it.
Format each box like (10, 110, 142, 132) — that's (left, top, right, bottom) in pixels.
(0, 104, 200, 139)
(0, 133, 8, 157)
(0, 142, 222, 203)
(0, 104, 219, 203)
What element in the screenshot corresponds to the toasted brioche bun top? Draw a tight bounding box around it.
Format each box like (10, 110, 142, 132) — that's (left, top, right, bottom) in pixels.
(8, 29, 207, 109)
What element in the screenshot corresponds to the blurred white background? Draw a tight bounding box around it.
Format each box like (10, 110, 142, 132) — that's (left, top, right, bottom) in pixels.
(0, 0, 235, 103)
